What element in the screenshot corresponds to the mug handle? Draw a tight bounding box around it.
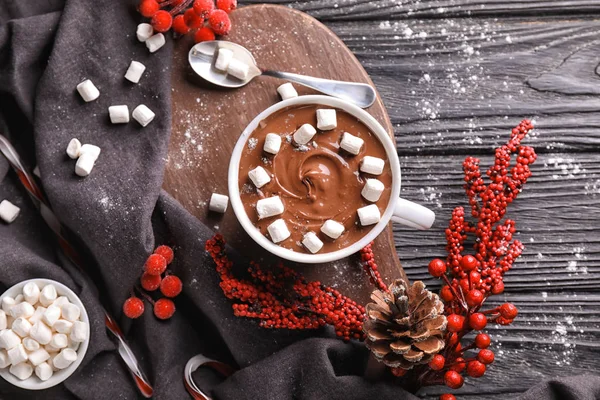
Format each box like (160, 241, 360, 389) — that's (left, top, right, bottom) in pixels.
(391, 197, 435, 230)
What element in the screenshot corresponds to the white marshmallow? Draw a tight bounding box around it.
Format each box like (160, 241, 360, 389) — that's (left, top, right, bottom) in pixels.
(23, 338, 40, 352)
(209, 193, 228, 213)
(43, 305, 61, 327)
(53, 319, 73, 335)
(136, 23, 154, 42)
(109, 105, 130, 124)
(22, 282, 40, 305)
(0, 350, 9, 368)
(28, 348, 50, 366)
(256, 196, 284, 219)
(52, 348, 77, 370)
(0, 329, 21, 350)
(61, 303, 80, 322)
(320, 220, 345, 239)
(316, 109, 337, 130)
(302, 232, 324, 254)
(67, 340, 80, 352)
(28, 306, 45, 324)
(214, 48, 234, 72)
(1, 297, 15, 313)
(0, 310, 5, 330)
(10, 363, 33, 380)
(52, 296, 69, 308)
(48, 353, 59, 371)
(5, 316, 13, 329)
(75, 153, 96, 177)
(76, 79, 100, 102)
(40, 285, 57, 307)
(227, 58, 250, 80)
(0, 200, 20, 224)
(14, 295, 23, 304)
(293, 124, 317, 145)
(340, 132, 364, 155)
(360, 156, 385, 175)
(80, 144, 101, 160)
(132, 104, 155, 127)
(50, 333, 68, 349)
(35, 362, 53, 381)
(277, 83, 298, 100)
(124, 61, 146, 83)
(146, 33, 165, 53)
(29, 322, 52, 345)
(267, 219, 290, 243)
(361, 179, 385, 202)
(357, 204, 381, 226)
(70, 321, 89, 343)
(10, 302, 34, 319)
(248, 166, 271, 189)
(45, 343, 61, 353)
(7, 344, 27, 365)
(12, 318, 32, 338)
(66, 138, 82, 159)
(263, 133, 282, 155)
(33, 165, 41, 178)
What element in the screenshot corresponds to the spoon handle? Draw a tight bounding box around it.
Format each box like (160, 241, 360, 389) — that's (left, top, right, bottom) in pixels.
(262, 70, 377, 108)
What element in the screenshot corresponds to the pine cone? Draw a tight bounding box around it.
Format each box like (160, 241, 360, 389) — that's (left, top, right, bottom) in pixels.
(363, 280, 447, 370)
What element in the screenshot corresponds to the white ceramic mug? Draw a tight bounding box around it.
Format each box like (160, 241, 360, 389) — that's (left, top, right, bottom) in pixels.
(228, 95, 435, 264)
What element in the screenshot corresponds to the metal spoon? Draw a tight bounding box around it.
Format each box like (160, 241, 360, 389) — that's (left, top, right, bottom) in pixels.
(188, 41, 377, 108)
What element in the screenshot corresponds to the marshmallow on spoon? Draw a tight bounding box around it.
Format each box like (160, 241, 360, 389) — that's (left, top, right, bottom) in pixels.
(263, 133, 282, 155)
(29, 321, 52, 345)
(248, 166, 271, 188)
(61, 303, 80, 322)
(267, 219, 290, 243)
(357, 204, 381, 226)
(214, 48, 234, 72)
(12, 318, 32, 338)
(39, 285, 57, 307)
(0, 329, 21, 350)
(66, 138, 82, 159)
(132, 104, 155, 127)
(302, 232, 324, 254)
(361, 179, 385, 202)
(35, 362, 53, 381)
(360, 156, 385, 175)
(293, 124, 317, 145)
(256, 196, 284, 219)
(7, 344, 28, 365)
(320, 220, 345, 239)
(70, 321, 89, 342)
(227, 59, 250, 81)
(124, 61, 146, 83)
(52, 348, 77, 370)
(136, 23, 154, 42)
(316, 109, 337, 131)
(0, 200, 20, 224)
(277, 83, 298, 100)
(10, 363, 33, 380)
(23, 282, 40, 305)
(146, 33, 165, 53)
(209, 193, 228, 213)
(340, 132, 364, 155)
(76, 79, 100, 102)
(109, 105, 130, 124)
(28, 348, 50, 366)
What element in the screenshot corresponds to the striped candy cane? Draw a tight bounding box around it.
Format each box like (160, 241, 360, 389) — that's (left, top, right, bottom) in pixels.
(184, 354, 235, 400)
(0, 134, 153, 398)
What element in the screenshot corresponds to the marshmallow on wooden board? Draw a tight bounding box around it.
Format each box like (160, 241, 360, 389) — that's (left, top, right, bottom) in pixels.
(248, 166, 271, 189)
(7, 344, 28, 365)
(263, 133, 282, 155)
(12, 318, 32, 338)
(0, 200, 20, 224)
(22, 282, 40, 305)
(266, 219, 290, 243)
(316, 109, 337, 131)
(293, 124, 317, 145)
(132, 104, 155, 127)
(320, 220, 345, 239)
(360, 156, 385, 175)
(0, 329, 21, 350)
(209, 193, 228, 213)
(75, 153, 97, 177)
(29, 321, 52, 345)
(23, 338, 40, 352)
(0, 310, 5, 330)
(39, 285, 57, 307)
(52, 296, 69, 308)
(35, 362, 53, 381)
(43, 305, 61, 327)
(1, 297, 15, 313)
(66, 138, 82, 159)
(136, 23, 154, 42)
(339, 132, 364, 155)
(302, 232, 324, 254)
(52, 348, 77, 370)
(76, 80, 100, 102)
(53, 319, 73, 335)
(227, 58, 250, 80)
(214, 48, 234, 72)
(277, 83, 298, 100)
(146, 33, 165, 53)
(28, 348, 50, 367)
(256, 196, 284, 219)
(80, 144, 101, 160)
(10, 363, 33, 380)
(357, 204, 381, 226)
(10, 302, 34, 319)
(61, 303, 80, 322)
(109, 105, 130, 124)
(0, 350, 8, 368)
(124, 61, 146, 83)
(70, 321, 88, 342)
(50, 333, 68, 349)
(361, 179, 385, 202)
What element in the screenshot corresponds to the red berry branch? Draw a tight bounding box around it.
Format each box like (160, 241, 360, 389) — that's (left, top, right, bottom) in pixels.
(138, 0, 235, 43)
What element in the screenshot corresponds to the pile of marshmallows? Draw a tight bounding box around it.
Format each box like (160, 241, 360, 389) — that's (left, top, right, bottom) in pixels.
(0, 282, 88, 382)
(213, 47, 252, 81)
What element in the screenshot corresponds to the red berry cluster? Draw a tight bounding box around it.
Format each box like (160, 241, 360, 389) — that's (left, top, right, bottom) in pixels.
(422, 121, 536, 399)
(360, 242, 388, 292)
(138, 0, 235, 44)
(205, 234, 366, 341)
(123, 245, 182, 321)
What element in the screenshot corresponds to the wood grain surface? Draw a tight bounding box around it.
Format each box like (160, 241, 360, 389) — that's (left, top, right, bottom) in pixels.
(164, 4, 408, 306)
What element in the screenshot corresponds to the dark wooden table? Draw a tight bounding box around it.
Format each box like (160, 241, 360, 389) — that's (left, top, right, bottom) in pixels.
(238, 1, 600, 398)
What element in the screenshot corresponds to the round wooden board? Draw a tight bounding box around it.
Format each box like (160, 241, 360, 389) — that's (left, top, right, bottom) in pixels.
(164, 4, 406, 303)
